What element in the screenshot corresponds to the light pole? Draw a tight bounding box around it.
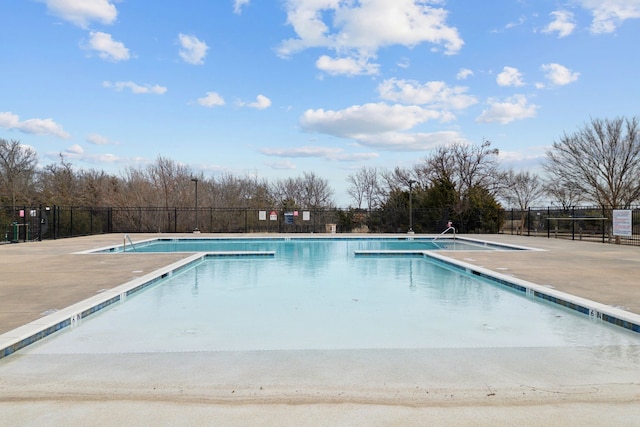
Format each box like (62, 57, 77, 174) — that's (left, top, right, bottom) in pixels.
(408, 179, 417, 234)
(191, 178, 199, 233)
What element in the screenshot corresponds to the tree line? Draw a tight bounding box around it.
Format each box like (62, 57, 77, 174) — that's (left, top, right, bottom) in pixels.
(2, 116, 639, 231)
(345, 116, 640, 231)
(0, 146, 335, 213)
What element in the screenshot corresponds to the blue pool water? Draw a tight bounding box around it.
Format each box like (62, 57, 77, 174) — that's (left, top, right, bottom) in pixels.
(107, 236, 516, 253)
(25, 238, 639, 354)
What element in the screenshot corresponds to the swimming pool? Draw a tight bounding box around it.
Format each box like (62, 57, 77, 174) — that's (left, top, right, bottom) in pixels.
(95, 236, 526, 254)
(16, 237, 640, 356)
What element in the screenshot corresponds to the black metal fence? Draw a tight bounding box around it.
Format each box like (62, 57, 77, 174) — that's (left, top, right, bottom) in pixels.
(0, 206, 351, 241)
(2, 205, 639, 247)
(500, 206, 640, 246)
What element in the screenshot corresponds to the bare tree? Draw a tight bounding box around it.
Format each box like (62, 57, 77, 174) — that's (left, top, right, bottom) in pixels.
(379, 166, 415, 197)
(417, 140, 505, 197)
(298, 171, 333, 208)
(544, 116, 640, 208)
(0, 139, 38, 210)
(271, 172, 334, 209)
(119, 166, 156, 207)
(147, 156, 193, 209)
(543, 179, 583, 210)
(346, 166, 380, 210)
(503, 170, 544, 233)
(35, 154, 78, 206)
(205, 172, 272, 208)
(270, 177, 300, 209)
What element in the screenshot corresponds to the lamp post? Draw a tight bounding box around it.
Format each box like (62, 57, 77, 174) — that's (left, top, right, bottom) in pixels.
(191, 178, 199, 233)
(408, 179, 417, 234)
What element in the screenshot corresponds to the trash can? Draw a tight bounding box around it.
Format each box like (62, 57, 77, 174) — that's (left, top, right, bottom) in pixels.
(325, 223, 337, 233)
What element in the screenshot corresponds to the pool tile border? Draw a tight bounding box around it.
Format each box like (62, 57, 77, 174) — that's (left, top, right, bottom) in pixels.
(80, 235, 536, 254)
(356, 249, 640, 333)
(0, 251, 274, 360)
(423, 251, 640, 334)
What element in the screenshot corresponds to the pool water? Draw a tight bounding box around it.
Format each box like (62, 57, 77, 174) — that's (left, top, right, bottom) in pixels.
(110, 237, 511, 253)
(25, 239, 639, 354)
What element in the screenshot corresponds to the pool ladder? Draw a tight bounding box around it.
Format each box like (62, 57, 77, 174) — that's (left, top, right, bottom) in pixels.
(433, 226, 456, 241)
(123, 234, 137, 252)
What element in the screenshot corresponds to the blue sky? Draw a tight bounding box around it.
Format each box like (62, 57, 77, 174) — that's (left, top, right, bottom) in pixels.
(2, 1, 640, 206)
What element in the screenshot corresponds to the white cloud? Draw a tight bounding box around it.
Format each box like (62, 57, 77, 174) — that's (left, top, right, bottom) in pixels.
(86, 133, 118, 145)
(0, 111, 70, 138)
(92, 153, 120, 163)
(476, 94, 538, 124)
(496, 66, 525, 87)
(300, 103, 445, 138)
(103, 81, 167, 95)
(197, 92, 225, 107)
(87, 31, 130, 62)
(233, 0, 250, 14)
(298, 102, 464, 151)
(261, 146, 378, 161)
(266, 159, 297, 170)
(498, 148, 547, 170)
(580, 0, 640, 33)
(397, 57, 410, 68)
(247, 94, 272, 110)
(44, 0, 117, 28)
(278, 0, 463, 75)
(236, 94, 272, 109)
(354, 130, 464, 151)
(543, 10, 576, 37)
(316, 55, 380, 76)
(456, 68, 474, 80)
(505, 16, 527, 30)
(178, 33, 209, 65)
(66, 144, 84, 155)
(61, 147, 121, 164)
(541, 63, 580, 86)
(377, 78, 477, 110)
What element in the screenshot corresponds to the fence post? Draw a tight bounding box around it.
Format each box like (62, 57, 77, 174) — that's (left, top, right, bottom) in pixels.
(571, 206, 575, 240)
(602, 206, 605, 244)
(547, 207, 550, 239)
(53, 205, 57, 239)
(510, 209, 513, 235)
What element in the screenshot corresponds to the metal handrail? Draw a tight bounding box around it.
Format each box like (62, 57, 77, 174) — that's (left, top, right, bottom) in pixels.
(123, 234, 137, 252)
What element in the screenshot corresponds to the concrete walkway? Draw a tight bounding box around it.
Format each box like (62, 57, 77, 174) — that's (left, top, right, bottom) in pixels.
(1, 233, 639, 425)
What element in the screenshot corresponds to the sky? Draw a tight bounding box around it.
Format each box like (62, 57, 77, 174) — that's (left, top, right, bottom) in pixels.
(2, 1, 640, 207)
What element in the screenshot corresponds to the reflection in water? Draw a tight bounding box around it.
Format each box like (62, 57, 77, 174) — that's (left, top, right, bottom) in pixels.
(28, 239, 640, 354)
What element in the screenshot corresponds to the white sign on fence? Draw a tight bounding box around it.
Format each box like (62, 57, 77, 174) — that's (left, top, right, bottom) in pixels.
(612, 209, 632, 237)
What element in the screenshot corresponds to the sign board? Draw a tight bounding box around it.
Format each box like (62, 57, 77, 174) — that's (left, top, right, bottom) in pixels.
(302, 211, 310, 221)
(284, 212, 294, 225)
(259, 211, 267, 221)
(613, 209, 632, 237)
(269, 210, 278, 221)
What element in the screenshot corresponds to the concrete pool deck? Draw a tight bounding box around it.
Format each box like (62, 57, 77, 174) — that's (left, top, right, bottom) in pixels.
(1, 233, 639, 425)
